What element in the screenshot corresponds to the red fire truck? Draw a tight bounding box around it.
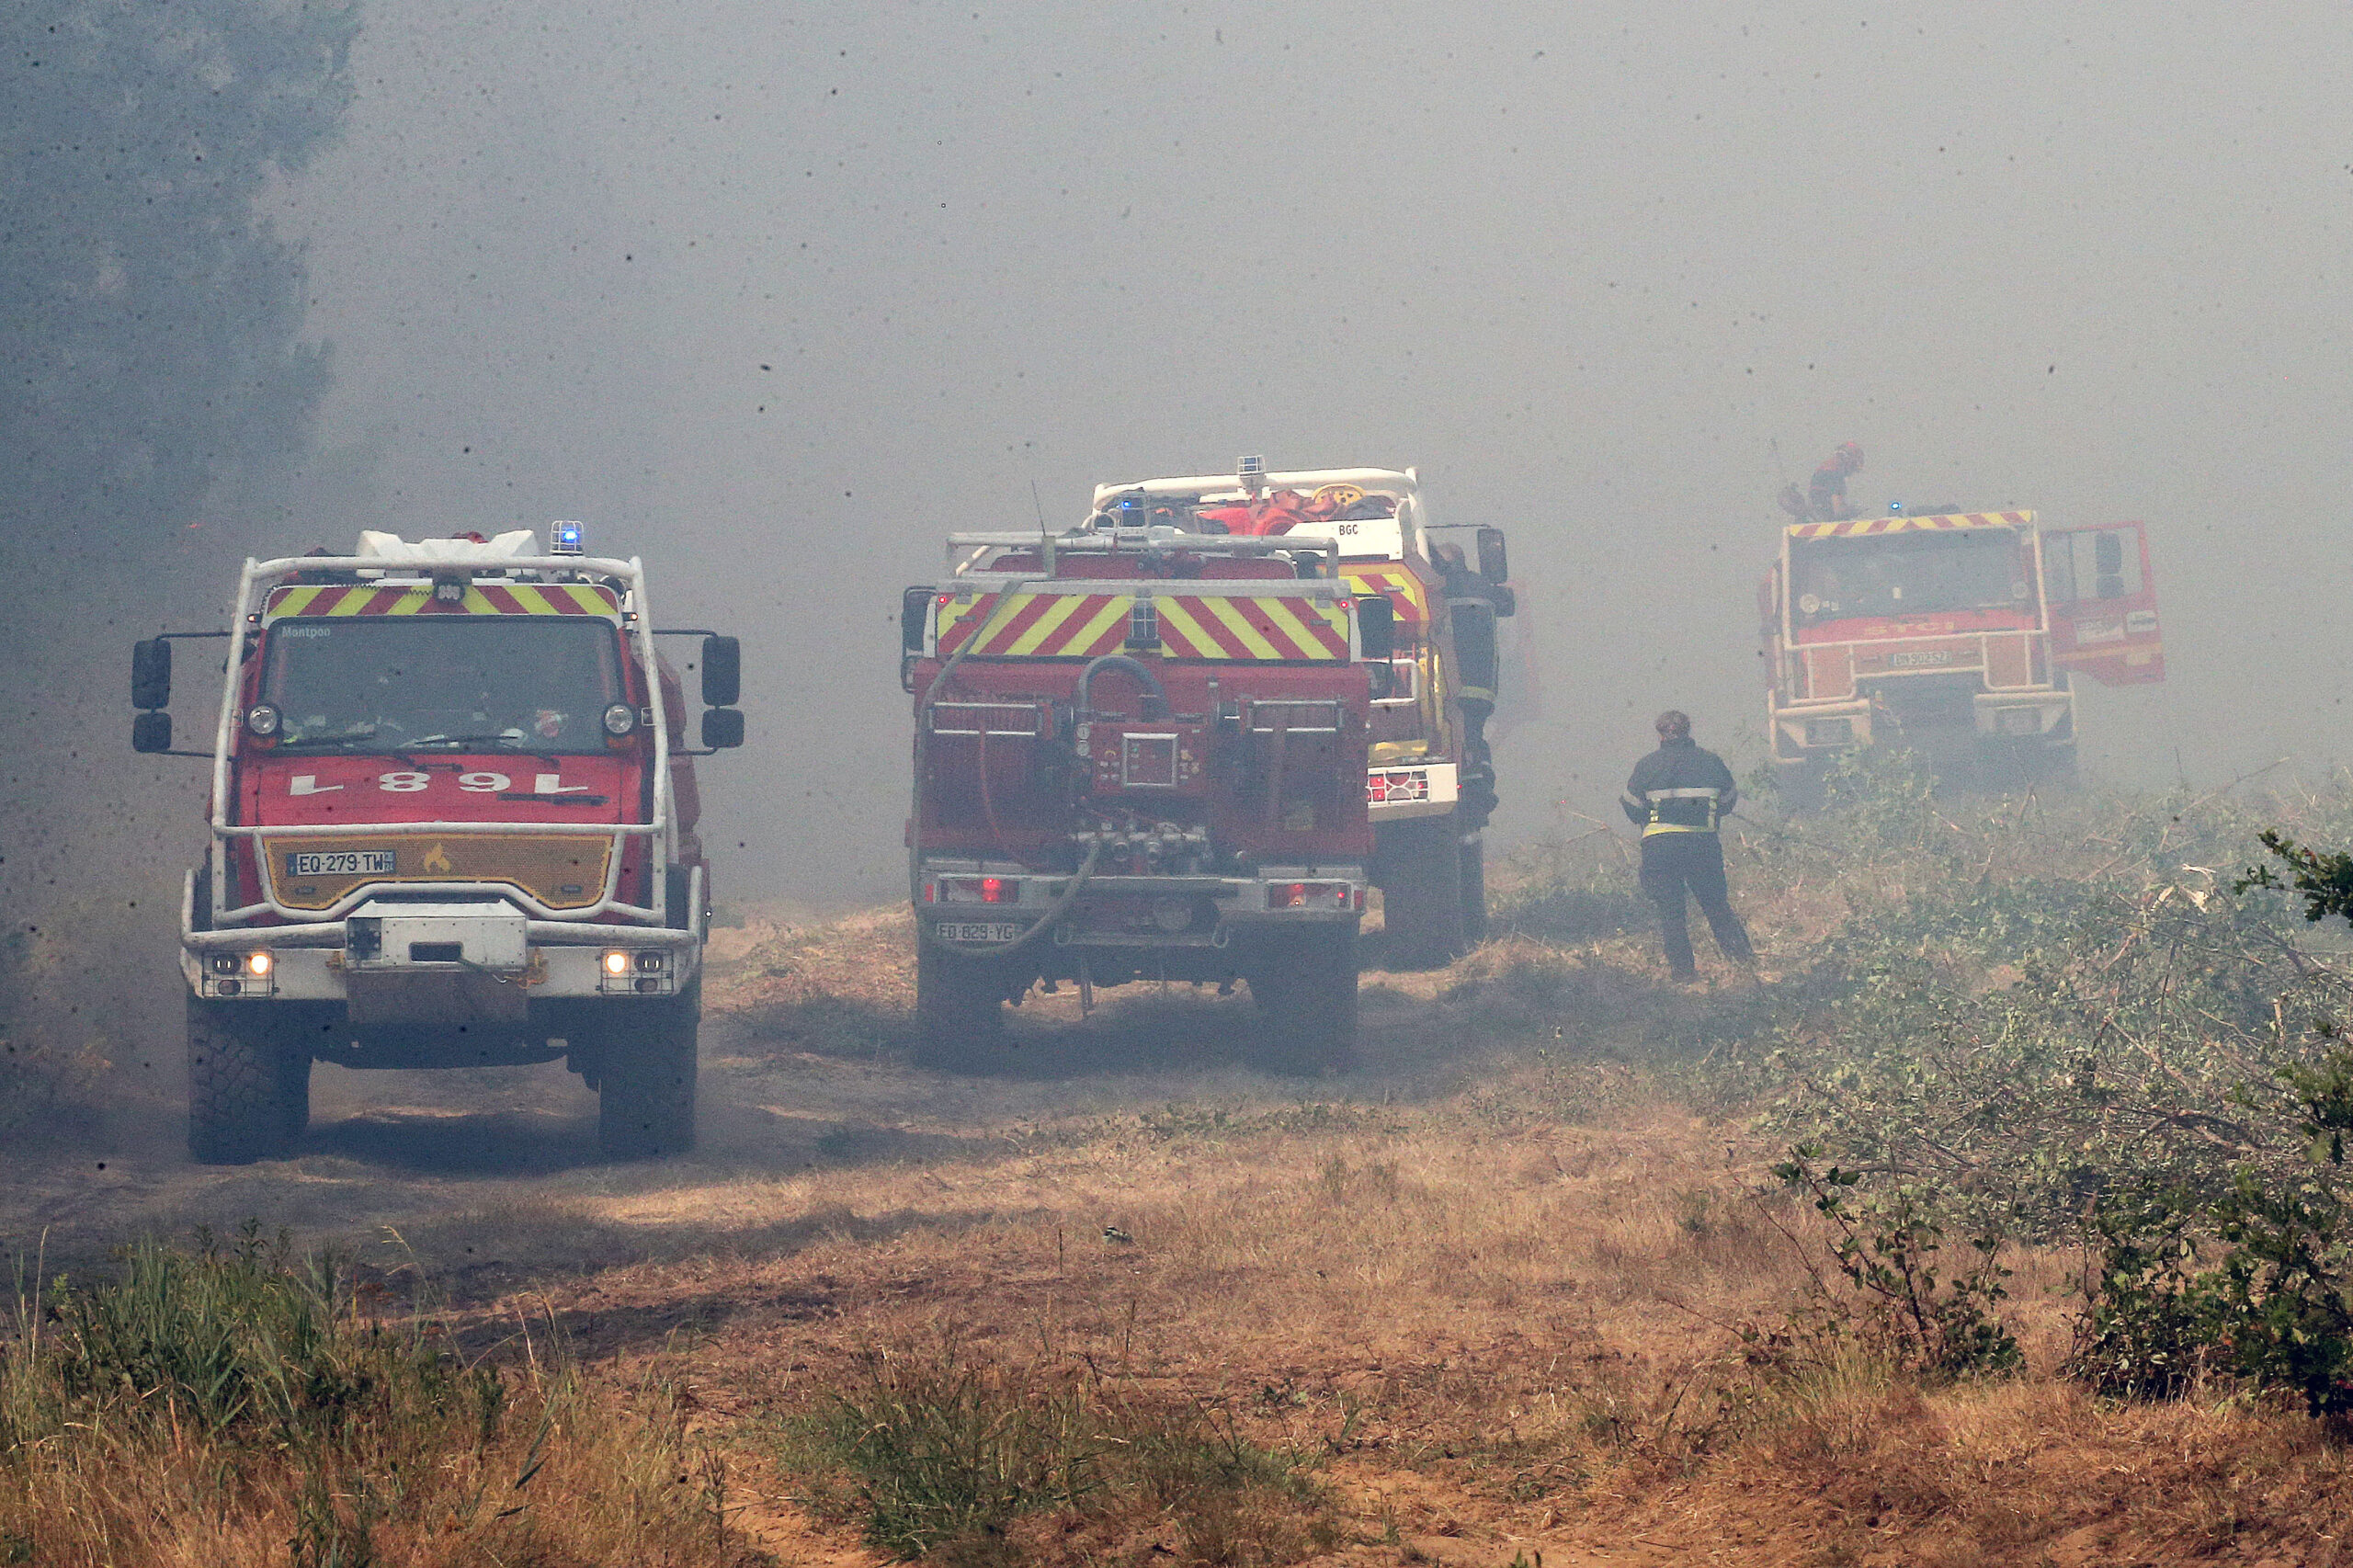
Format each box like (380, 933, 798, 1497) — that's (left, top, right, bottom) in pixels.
(1762, 511, 2164, 794)
(130, 528, 745, 1163)
(1086, 464, 1513, 967)
(899, 518, 1396, 1072)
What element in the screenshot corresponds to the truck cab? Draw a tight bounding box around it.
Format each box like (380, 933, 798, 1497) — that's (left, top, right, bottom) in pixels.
(1761, 511, 2163, 795)
(131, 528, 745, 1162)
(1084, 464, 1514, 966)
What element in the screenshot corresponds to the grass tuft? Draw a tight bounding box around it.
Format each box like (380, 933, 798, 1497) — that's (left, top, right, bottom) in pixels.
(779, 1333, 1335, 1564)
(0, 1224, 749, 1568)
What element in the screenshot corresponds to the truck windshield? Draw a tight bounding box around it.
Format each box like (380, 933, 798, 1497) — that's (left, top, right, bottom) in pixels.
(258, 618, 627, 752)
(1790, 529, 2029, 629)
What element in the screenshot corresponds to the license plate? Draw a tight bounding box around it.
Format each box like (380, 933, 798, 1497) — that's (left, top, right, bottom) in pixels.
(1887, 650, 1952, 668)
(285, 849, 397, 878)
(936, 920, 1021, 943)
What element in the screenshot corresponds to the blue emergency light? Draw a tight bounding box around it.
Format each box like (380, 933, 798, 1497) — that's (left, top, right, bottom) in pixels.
(1888, 501, 1904, 515)
(551, 520, 585, 555)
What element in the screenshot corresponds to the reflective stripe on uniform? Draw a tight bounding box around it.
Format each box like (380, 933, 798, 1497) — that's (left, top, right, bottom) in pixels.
(1638, 784, 1723, 836)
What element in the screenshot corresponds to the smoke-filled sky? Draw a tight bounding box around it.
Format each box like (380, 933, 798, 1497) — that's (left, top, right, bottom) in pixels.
(250, 0, 2353, 903)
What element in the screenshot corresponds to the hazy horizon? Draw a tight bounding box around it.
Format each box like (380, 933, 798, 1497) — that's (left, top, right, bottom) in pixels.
(175, 0, 2353, 903)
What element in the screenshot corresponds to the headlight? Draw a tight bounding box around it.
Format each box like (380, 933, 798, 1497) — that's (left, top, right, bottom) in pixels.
(244, 703, 282, 738)
(601, 702, 637, 737)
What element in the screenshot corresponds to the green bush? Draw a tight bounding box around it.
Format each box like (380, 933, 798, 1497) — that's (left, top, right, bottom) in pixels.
(2074, 1045, 2353, 1418)
(1772, 1143, 2021, 1381)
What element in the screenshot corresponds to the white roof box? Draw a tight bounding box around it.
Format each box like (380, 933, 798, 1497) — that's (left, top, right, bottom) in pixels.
(356, 529, 538, 562)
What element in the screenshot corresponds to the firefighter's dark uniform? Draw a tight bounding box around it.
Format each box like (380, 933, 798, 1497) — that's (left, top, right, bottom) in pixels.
(1622, 739, 1756, 979)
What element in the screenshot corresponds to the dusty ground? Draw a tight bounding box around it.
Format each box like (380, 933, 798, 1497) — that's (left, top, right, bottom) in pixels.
(6, 899, 2351, 1566)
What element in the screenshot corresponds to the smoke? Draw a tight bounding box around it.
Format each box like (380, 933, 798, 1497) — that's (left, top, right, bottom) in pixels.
(24, 0, 2353, 922)
(0, 1, 358, 1113)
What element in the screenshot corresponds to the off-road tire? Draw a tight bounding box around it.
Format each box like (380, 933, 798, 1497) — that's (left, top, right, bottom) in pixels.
(597, 981, 699, 1159)
(1381, 817, 1468, 968)
(1460, 835, 1488, 945)
(914, 938, 1009, 1072)
(187, 996, 305, 1164)
(1247, 924, 1360, 1075)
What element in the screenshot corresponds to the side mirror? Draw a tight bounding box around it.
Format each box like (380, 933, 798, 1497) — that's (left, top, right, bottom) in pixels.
(132, 710, 173, 754)
(700, 707, 745, 750)
(1356, 595, 1396, 661)
(699, 635, 741, 707)
(132, 638, 171, 710)
(902, 586, 934, 654)
(1475, 527, 1509, 585)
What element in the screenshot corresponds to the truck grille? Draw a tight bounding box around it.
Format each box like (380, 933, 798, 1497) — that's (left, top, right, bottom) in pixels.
(261, 833, 614, 911)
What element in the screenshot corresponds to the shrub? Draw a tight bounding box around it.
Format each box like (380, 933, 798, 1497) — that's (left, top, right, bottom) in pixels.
(783, 1335, 1333, 1563)
(2074, 1045, 2353, 1419)
(1771, 1143, 2021, 1381)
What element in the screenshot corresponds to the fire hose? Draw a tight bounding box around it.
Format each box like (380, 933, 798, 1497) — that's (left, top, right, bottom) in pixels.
(911, 581, 1120, 960)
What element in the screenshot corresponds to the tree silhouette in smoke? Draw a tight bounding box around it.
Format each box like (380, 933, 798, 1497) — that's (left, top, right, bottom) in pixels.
(0, 0, 358, 543)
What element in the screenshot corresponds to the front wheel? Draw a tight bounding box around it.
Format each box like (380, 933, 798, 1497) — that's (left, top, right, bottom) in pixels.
(1246, 924, 1360, 1076)
(597, 982, 699, 1159)
(187, 997, 308, 1165)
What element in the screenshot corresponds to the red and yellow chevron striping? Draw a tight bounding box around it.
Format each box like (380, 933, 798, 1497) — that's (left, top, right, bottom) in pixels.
(1787, 511, 2034, 540)
(937, 591, 1349, 661)
(264, 583, 622, 619)
(1339, 562, 1431, 628)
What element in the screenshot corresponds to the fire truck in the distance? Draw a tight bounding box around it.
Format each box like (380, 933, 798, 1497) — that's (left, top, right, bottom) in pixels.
(1085, 463, 1513, 967)
(130, 527, 745, 1164)
(1762, 510, 2164, 796)
(899, 515, 1397, 1072)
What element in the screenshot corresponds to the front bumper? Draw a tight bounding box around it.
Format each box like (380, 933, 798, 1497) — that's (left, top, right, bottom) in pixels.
(916, 861, 1366, 949)
(1367, 761, 1458, 822)
(180, 869, 704, 1012)
(1771, 689, 2075, 758)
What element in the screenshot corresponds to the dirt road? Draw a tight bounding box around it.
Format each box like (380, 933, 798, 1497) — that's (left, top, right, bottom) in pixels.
(7, 912, 2329, 1566)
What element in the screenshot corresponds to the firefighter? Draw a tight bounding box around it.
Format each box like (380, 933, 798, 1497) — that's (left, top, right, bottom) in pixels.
(1432, 540, 1504, 818)
(1808, 442, 1864, 522)
(1621, 710, 1756, 982)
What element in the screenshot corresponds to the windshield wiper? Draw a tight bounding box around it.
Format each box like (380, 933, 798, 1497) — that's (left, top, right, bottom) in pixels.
(399, 732, 550, 752)
(277, 729, 384, 751)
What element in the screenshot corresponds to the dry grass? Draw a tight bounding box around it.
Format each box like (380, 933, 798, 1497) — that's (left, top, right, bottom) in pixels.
(523, 869, 2353, 1566)
(0, 1239, 755, 1568)
(19, 784, 2353, 1564)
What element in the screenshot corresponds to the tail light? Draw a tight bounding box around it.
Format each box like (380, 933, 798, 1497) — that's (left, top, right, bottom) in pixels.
(933, 876, 1020, 904)
(1268, 881, 1351, 911)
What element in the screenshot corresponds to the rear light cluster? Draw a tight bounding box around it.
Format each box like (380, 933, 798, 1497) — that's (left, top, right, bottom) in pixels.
(927, 876, 1019, 904)
(1368, 769, 1429, 803)
(1268, 881, 1354, 912)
